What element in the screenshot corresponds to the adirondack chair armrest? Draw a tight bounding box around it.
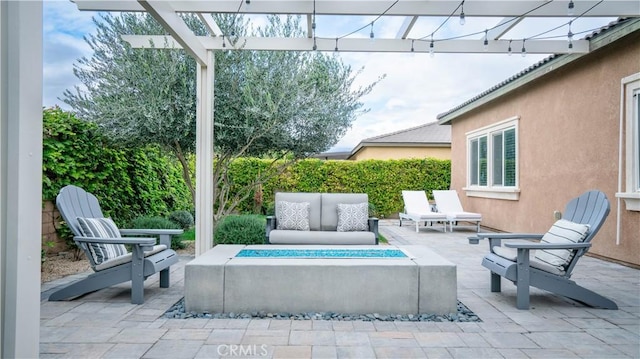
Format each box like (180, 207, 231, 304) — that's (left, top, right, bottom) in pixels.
(119, 229, 184, 236)
(504, 242, 591, 250)
(74, 236, 157, 247)
(477, 233, 543, 240)
(119, 229, 183, 247)
(475, 233, 543, 250)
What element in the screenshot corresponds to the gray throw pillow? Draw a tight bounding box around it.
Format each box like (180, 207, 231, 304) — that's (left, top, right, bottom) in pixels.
(337, 202, 369, 232)
(276, 201, 311, 231)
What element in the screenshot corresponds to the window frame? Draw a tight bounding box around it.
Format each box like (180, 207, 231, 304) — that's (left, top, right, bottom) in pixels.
(465, 116, 520, 200)
(616, 73, 640, 211)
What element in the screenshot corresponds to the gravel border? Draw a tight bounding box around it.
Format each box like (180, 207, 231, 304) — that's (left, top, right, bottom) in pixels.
(163, 298, 482, 322)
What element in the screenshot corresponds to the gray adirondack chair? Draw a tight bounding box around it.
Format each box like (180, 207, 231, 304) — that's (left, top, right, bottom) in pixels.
(49, 185, 182, 304)
(477, 190, 617, 310)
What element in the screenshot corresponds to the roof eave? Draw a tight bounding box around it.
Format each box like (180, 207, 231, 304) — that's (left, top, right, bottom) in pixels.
(437, 18, 640, 125)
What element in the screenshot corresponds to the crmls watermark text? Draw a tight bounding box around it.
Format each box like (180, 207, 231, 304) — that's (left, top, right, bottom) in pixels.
(217, 344, 269, 357)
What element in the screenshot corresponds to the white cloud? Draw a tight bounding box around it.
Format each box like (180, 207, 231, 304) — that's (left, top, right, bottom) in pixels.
(43, 1, 98, 108)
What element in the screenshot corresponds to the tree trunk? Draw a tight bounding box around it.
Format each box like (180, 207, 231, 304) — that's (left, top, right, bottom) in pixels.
(173, 141, 196, 206)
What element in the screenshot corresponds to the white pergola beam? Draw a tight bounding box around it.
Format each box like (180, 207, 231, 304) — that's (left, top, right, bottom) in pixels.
(396, 16, 418, 39)
(123, 35, 589, 54)
(197, 13, 222, 36)
(194, 51, 215, 256)
(1, 1, 43, 357)
(137, 0, 208, 65)
(487, 17, 523, 40)
(75, 0, 640, 17)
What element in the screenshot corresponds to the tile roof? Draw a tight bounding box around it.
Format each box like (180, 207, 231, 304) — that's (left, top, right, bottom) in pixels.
(436, 17, 638, 121)
(358, 121, 451, 145)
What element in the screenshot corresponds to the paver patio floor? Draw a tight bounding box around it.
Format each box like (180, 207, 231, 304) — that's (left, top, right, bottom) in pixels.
(40, 220, 640, 358)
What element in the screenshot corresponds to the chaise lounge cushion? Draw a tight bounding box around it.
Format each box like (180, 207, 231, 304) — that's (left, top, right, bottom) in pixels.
(276, 201, 311, 231)
(76, 217, 127, 265)
(337, 202, 369, 232)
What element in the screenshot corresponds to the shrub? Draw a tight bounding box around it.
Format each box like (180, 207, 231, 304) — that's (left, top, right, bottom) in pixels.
(129, 216, 185, 249)
(168, 210, 194, 230)
(214, 215, 266, 245)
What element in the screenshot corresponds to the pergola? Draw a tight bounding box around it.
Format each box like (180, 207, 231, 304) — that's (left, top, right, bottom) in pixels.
(1, 0, 638, 356)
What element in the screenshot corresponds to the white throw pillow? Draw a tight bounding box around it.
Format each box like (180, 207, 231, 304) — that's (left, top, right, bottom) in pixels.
(336, 202, 369, 232)
(276, 201, 311, 231)
(76, 217, 128, 265)
(534, 219, 590, 269)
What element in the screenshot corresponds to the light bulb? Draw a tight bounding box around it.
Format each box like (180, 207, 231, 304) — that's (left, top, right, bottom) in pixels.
(369, 23, 375, 43)
(483, 30, 489, 52)
(429, 40, 434, 57)
(245, 0, 251, 11)
(568, 1, 575, 16)
(334, 38, 338, 52)
(459, 12, 465, 26)
(508, 40, 512, 56)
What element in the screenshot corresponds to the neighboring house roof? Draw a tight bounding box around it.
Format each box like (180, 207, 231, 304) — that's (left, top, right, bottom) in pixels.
(437, 17, 640, 124)
(310, 151, 351, 160)
(349, 121, 451, 157)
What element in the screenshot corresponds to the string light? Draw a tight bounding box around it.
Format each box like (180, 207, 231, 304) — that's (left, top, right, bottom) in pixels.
(483, 30, 489, 51)
(459, 0, 466, 25)
(521, 39, 527, 57)
(313, 37, 317, 51)
(245, 0, 251, 10)
(567, 21, 574, 51)
(334, 38, 339, 51)
(429, 36, 435, 57)
(221, 34, 226, 48)
(411, 39, 415, 53)
(508, 39, 512, 56)
(568, 0, 575, 16)
(369, 22, 375, 41)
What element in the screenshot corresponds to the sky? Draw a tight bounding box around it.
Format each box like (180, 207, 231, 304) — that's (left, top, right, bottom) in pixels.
(42, 0, 616, 152)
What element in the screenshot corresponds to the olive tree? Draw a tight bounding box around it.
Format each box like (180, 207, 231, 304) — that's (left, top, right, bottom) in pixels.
(63, 12, 382, 226)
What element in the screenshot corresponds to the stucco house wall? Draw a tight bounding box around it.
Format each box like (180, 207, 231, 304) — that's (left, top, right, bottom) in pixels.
(445, 24, 639, 266)
(350, 146, 451, 161)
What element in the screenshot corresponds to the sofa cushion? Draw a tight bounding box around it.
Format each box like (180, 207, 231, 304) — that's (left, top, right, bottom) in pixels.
(337, 203, 369, 232)
(534, 219, 590, 269)
(276, 201, 311, 231)
(321, 193, 369, 231)
(275, 193, 322, 231)
(269, 230, 376, 245)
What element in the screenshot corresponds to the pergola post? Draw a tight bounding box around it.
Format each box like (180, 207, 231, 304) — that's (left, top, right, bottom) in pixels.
(0, 0, 43, 357)
(195, 50, 215, 256)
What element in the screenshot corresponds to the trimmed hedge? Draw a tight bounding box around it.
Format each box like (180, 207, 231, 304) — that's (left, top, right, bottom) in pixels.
(231, 158, 451, 218)
(43, 108, 451, 225)
(43, 107, 192, 224)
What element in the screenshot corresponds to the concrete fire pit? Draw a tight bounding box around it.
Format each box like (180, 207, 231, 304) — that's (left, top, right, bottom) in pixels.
(185, 244, 457, 315)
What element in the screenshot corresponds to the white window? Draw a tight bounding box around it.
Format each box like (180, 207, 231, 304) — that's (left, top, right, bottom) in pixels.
(466, 117, 520, 200)
(616, 73, 640, 211)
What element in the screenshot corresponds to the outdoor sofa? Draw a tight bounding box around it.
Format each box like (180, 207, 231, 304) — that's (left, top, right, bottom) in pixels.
(265, 192, 379, 244)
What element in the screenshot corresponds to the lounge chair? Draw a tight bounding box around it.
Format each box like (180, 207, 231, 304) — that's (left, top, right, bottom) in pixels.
(476, 190, 617, 310)
(399, 190, 448, 232)
(432, 190, 482, 232)
(48, 185, 183, 304)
